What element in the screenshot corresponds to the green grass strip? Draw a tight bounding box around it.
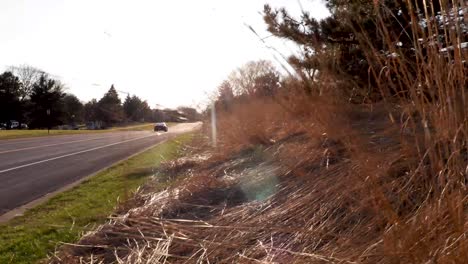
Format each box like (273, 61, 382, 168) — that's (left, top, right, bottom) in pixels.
(0, 133, 193, 264)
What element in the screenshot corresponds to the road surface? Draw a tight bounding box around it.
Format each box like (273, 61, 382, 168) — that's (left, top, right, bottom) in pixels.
(0, 122, 200, 219)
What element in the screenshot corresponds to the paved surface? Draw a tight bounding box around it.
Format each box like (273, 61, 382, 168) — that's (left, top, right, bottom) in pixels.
(0, 122, 200, 217)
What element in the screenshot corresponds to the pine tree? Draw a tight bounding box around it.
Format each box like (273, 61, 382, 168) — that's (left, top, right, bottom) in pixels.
(123, 95, 151, 122)
(97, 85, 124, 126)
(84, 99, 99, 123)
(28, 75, 65, 128)
(263, 0, 460, 99)
(0, 72, 22, 125)
(62, 94, 84, 125)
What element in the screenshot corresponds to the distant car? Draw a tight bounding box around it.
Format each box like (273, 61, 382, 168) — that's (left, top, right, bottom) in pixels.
(154, 122, 168, 132)
(10, 120, 19, 129)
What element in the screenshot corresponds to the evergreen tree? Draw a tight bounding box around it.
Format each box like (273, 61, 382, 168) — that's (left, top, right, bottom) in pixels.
(84, 99, 99, 122)
(62, 94, 84, 125)
(123, 95, 142, 121)
(28, 75, 65, 128)
(0, 72, 22, 126)
(123, 94, 133, 120)
(263, 0, 462, 98)
(217, 80, 235, 111)
(139, 100, 152, 122)
(123, 95, 152, 122)
(97, 85, 123, 125)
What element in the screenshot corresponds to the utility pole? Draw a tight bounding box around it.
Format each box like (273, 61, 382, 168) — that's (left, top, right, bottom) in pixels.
(211, 101, 217, 147)
(46, 109, 51, 134)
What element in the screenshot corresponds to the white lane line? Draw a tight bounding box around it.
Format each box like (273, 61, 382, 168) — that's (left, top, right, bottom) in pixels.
(0, 136, 119, 154)
(0, 131, 147, 147)
(0, 135, 93, 146)
(0, 133, 159, 174)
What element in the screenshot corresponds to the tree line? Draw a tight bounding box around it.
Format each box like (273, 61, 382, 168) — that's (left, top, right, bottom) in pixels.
(0, 65, 199, 129)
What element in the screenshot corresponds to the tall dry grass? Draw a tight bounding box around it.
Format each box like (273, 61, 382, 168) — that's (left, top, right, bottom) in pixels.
(348, 1, 467, 261)
(53, 1, 466, 263)
(206, 0, 467, 261)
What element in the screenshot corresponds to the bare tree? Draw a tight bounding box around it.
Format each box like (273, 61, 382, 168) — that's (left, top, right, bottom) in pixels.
(8, 65, 44, 101)
(228, 60, 279, 96)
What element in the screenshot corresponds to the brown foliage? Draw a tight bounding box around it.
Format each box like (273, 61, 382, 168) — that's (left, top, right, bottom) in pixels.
(52, 1, 466, 263)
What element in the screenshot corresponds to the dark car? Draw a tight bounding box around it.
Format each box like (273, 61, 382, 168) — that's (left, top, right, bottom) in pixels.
(154, 122, 168, 132)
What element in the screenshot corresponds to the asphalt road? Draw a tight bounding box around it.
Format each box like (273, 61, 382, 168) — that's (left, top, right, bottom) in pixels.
(0, 122, 200, 217)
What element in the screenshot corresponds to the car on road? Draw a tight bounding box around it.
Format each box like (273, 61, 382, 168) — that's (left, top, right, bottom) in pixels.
(154, 122, 168, 132)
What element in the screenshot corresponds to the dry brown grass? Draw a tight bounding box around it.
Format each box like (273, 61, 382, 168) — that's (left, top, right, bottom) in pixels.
(51, 89, 466, 263)
(51, 1, 466, 263)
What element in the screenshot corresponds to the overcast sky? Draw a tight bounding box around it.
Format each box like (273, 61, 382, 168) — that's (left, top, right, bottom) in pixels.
(0, 0, 329, 108)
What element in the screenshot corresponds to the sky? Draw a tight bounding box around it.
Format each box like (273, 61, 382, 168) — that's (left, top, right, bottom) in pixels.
(0, 0, 329, 109)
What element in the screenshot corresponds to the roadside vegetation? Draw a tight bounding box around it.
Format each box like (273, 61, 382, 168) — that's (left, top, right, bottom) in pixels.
(0, 133, 193, 264)
(54, 0, 466, 263)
